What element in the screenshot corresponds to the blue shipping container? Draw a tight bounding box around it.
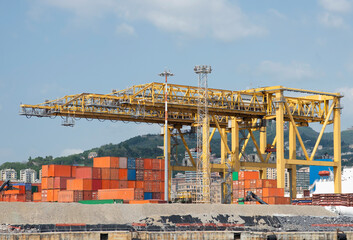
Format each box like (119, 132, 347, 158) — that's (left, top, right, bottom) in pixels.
(127, 158, 136, 169)
(144, 192, 153, 200)
(127, 169, 136, 181)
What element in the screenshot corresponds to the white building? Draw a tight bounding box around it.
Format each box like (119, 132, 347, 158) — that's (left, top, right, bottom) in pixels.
(0, 169, 17, 181)
(20, 169, 37, 183)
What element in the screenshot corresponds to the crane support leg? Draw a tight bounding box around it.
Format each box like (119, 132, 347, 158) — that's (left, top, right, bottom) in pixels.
(334, 101, 342, 193)
(276, 91, 285, 189)
(289, 122, 297, 198)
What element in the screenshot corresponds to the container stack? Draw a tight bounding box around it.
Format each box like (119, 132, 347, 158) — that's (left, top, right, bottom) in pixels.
(0, 182, 41, 202)
(312, 194, 353, 206)
(232, 171, 290, 205)
(37, 156, 166, 203)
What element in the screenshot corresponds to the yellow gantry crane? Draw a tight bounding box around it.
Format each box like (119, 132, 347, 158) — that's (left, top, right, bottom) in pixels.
(20, 82, 343, 202)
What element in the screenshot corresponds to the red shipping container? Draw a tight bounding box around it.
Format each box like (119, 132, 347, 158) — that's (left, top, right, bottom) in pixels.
(92, 191, 98, 200)
(152, 159, 164, 170)
(135, 158, 144, 169)
(10, 194, 26, 202)
(144, 159, 153, 169)
(119, 180, 128, 189)
(152, 181, 160, 192)
(71, 166, 77, 178)
(92, 179, 102, 191)
(152, 192, 161, 200)
(144, 181, 153, 192)
(256, 179, 277, 188)
(101, 180, 111, 189)
(110, 180, 119, 189)
(136, 181, 144, 189)
(118, 169, 128, 180)
(136, 170, 144, 181)
(76, 167, 101, 179)
(48, 165, 72, 177)
(101, 168, 111, 180)
(276, 188, 285, 197)
(54, 177, 73, 189)
(83, 190, 93, 200)
(144, 170, 153, 181)
(93, 157, 119, 168)
(160, 182, 165, 193)
(128, 181, 136, 188)
(110, 169, 119, 180)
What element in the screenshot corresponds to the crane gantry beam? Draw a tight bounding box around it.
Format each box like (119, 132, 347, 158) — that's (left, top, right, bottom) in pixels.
(20, 82, 343, 201)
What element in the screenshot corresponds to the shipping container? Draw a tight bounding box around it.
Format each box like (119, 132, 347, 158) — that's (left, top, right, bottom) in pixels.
(118, 169, 128, 180)
(41, 177, 48, 190)
(76, 167, 101, 179)
(152, 192, 161, 200)
(232, 172, 238, 181)
(119, 180, 128, 189)
(101, 168, 111, 180)
(58, 190, 83, 202)
(78, 199, 123, 204)
(98, 188, 143, 201)
(135, 158, 144, 169)
(42, 165, 49, 177)
(110, 180, 119, 189)
(127, 181, 136, 188)
(136, 170, 144, 181)
(144, 181, 153, 192)
(101, 180, 110, 189)
(136, 181, 144, 189)
(110, 169, 119, 180)
(67, 179, 92, 191)
(127, 158, 136, 169)
(255, 179, 277, 189)
(47, 165, 72, 177)
(127, 169, 136, 181)
(119, 157, 127, 169)
(143, 159, 153, 169)
(93, 157, 119, 168)
(92, 179, 102, 191)
(144, 192, 153, 200)
(144, 170, 153, 181)
(238, 171, 260, 180)
(54, 177, 73, 189)
(33, 192, 42, 202)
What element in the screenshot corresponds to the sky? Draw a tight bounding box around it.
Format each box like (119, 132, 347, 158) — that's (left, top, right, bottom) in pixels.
(1, 0, 353, 164)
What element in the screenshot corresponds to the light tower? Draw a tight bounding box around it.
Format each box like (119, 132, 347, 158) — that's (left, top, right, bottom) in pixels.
(194, 65, 212, 203)
(159, 70, 174, 202)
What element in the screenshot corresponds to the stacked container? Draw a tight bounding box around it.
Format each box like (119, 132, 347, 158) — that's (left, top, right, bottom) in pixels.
(42, 165, 73, 202)
(232, 171, 290, 205)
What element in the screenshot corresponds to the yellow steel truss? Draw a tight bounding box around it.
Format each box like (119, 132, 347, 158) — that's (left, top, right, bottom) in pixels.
(20, 83, 343, 200)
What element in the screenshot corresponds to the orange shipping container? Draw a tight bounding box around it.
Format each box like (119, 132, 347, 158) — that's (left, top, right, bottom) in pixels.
(76, 167, 101, 179)
(42, 190, 47, 202)
(41, 177, 48, 190)
(144, 170, 153, 181)
(128, 181, 136, 188)
(263, 188, 282, 197)
(239, 171, 260, 180)
(48, 165, 72, 177)
(33, 192, 42, 201)
(101, 180, 110, 189)
(47, 177, 55, 189)
(256, 179, 277, 189)
(42, 165, 49, 177)
(110, 180, 119, 189)
(118, 169, 128, 180)
(58, 190, 83, 202)
(136, 181, 144, 189)
(101, 168, 111, 180)
(67, 179, 92, 191)
(152, 159, 164, 170)
(98, 188, 143, 201)
(119, 180, 128, 189)
(93, 156, 119, 168)
(143, 159, 153, 170)
(110, 169, 119, 180)
(129, 200, 166, 204)
(244, 180, 251, 189)
(144, 181, 153, 192)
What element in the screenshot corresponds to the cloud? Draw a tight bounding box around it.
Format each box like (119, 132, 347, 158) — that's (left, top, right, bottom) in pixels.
(318, 12, 346, 28)
(257, 60, 316, 81)
(60, 148, 84, 156)
(318, 0, 352, 13)
(116, 23, 136, 36)
(268, 9, 286, 19)
(32, 0, 266, 41)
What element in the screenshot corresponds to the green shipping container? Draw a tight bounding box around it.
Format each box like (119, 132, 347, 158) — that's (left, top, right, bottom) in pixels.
(78, 199, 124, 204)
(238, 198, 245, 204)
(232, 172, 238, 181)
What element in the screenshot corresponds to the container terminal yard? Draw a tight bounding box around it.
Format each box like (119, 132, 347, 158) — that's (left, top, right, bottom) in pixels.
(0, 67, 351, 239)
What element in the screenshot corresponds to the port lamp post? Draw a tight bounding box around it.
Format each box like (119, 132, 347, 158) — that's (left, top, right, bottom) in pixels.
(159, 70, 174, 202)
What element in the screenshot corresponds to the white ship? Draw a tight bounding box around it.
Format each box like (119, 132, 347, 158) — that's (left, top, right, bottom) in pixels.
(311, 166, 353, 194)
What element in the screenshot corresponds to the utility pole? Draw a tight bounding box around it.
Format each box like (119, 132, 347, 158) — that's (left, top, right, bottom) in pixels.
(159, 70, 174, 202)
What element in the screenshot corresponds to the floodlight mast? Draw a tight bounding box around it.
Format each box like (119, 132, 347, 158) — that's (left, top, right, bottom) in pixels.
(159, 70, 174, 202)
